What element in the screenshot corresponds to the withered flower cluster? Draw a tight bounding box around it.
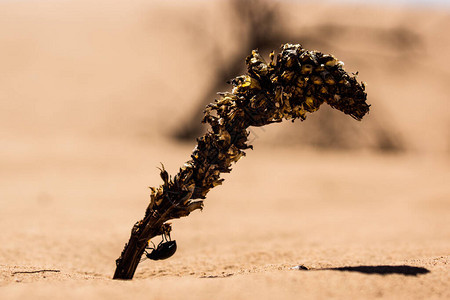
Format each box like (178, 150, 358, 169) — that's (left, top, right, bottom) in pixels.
(114, 44, 370, 279)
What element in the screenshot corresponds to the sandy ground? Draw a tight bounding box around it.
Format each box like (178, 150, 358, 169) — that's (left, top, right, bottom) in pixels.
(0, 0, 449, 299)
(0, 140, 449, 299)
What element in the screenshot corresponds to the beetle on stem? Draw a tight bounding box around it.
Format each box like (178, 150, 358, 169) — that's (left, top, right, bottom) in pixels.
(143, 232, 177, 261)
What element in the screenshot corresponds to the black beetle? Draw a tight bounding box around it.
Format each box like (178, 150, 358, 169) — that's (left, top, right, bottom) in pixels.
(144, 233, 177, 261)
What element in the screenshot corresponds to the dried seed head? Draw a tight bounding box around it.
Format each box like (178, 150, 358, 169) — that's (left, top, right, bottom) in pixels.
(301, 64, 313, 74)
(324, 74, 336, 85)
(141, 43, 369, 244)
(281, 70, 295, 82)
(311, 75, 323, 85)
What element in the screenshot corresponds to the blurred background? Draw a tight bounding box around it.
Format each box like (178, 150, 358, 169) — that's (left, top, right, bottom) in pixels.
(0, 0, 449, 296)
(1, 0, 449, 154)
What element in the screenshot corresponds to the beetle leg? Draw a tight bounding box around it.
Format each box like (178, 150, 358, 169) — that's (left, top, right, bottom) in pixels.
(162, 231, 171, 242)
(146, 240, 156, 250)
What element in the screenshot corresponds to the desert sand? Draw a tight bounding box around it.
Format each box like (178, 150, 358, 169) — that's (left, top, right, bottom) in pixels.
(0, 0, 449, 299)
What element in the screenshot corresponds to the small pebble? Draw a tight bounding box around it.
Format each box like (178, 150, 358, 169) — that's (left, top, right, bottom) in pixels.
(291, 265, 308, 270)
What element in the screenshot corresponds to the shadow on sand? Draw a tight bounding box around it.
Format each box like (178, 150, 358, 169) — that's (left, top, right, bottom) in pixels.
(295, 265, 430, 276)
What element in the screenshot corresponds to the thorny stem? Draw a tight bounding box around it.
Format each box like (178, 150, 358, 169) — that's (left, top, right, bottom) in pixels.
(113, 44, 370, 279)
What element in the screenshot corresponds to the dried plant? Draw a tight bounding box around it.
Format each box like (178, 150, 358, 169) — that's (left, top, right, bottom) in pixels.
(113, 44, 370, 279)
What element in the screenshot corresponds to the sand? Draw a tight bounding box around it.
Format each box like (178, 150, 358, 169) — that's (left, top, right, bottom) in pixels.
(0, 0, 449, 299)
